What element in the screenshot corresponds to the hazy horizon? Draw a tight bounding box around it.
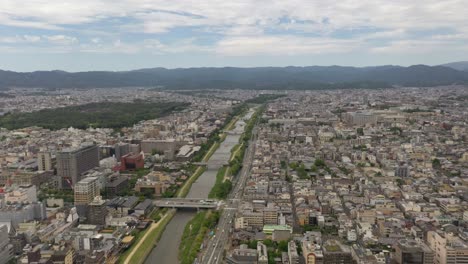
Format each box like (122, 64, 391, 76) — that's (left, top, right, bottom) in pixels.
(2, 61, 468, 73)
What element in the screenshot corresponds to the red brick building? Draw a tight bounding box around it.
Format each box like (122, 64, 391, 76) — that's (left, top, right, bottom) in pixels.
(120, 153, 144, 171)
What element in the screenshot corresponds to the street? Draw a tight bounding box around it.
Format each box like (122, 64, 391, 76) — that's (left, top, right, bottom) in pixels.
(199, 127, 258, 264)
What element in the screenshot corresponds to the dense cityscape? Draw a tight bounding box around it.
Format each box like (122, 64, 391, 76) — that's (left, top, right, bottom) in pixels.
(0, 85, 466, 264)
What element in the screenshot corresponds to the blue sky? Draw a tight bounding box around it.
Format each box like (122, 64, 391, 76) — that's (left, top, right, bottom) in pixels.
(0, 0, 467, 72)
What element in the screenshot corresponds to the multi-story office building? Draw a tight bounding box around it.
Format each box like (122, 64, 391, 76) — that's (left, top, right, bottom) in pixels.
(114, 143, 130, 160)
(37, 151, 52, 171)
(120, 152, 144, 171)
(0, 225, 13, 264)
(263, 207, 278, 225)
(74, 176, 99, 219)
(4, 185, 37, 204)
(0, 202, 47, 226)
(395, 239, 434, 264)
(427, 231, 468, 264)
(395, 164, 411, 178)
(87, 196, 107, 226)
(56, 143, 99, 189)
(105, 175, 128, 198)
(74, 177, 99, 206)
(302, 241, 324, 264)
(257, 242, 268, 264)
(226, 244, 258, 264)
(288, 241, 300, 264)
(343, 112, 378, 126)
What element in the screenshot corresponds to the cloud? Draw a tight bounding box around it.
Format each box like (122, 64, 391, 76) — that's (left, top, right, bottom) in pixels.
(0, 0, 468, 59)
(1, 1, 466, 32)
(370, 39, 459, 54)
(44, 35, 78, 45)
(216, 35, 359, 56)
(79, 38, 209, 54)
(0, 35, 41, 43)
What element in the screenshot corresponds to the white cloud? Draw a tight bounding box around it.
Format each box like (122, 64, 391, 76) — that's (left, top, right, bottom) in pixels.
(370, 39, 458, 54)
(1, 1, 466, 33)
(44, 35, 78, 45)
(1, 0, 468, 57)
(216, 35, 359, 56)
(0, 35, 41, 43)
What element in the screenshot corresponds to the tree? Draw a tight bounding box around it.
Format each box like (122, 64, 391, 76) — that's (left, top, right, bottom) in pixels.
(247, 240, 258, 249)
(396, 178, 404, 187)
(310, 165, 318, 172)
(280, 160, 287, 169)
(357, 127, 364, 136)
(314, 159, 325, 167)
(263, 239, 275, 247)
(296, 163, 309, 179)
(278, 240, 289, 252)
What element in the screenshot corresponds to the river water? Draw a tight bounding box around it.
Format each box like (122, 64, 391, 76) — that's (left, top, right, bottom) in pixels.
(145, 115, 248, 264)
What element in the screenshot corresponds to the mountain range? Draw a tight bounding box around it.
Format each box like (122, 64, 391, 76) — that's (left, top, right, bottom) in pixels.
(441, 61, 468, 72)
(1, 63, 468, 90)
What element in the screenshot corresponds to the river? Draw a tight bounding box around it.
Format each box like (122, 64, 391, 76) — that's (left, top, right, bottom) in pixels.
(145, 113, 250, 264)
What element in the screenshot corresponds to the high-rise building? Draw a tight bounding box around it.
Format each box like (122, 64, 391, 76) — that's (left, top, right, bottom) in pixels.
(74, 176, 99, 219)
(395, 164, 411, 178)
(56, 143, 99, 189)
(0, 225, 13, 264)
(37, 151, 52, 171)
(394, 239, 434, 264)
(114, 143, 130, 160)
(74, 177, 99, 206)
(263, 207, 278, 225)
(87, 196, 107, 226)
(427, 231, 468, 264)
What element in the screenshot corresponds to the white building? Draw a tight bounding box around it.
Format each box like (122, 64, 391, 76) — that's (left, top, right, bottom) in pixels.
(4, 185, 37, 204)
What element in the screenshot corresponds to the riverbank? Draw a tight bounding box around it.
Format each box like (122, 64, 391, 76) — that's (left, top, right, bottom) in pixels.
(120, 209, 176, 264)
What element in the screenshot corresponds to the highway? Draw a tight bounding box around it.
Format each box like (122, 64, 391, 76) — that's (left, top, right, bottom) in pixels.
(199, 126, 258, 264)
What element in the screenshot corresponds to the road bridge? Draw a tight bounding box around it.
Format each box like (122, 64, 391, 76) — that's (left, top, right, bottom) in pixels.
(225, 130, 243, 135)
(154, 198, 220, 209)
(192, 161, 229, 167)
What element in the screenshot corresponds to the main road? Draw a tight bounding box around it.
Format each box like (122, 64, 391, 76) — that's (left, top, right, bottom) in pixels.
(199, 126, 258, 264)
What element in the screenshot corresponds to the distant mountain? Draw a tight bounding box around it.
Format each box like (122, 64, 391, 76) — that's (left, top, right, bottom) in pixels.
(441, 61, 468, 72)
(1, 65, 467, 90)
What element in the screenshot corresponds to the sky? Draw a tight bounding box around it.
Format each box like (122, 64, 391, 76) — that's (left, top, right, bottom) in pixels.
(1, 0, 468, 72)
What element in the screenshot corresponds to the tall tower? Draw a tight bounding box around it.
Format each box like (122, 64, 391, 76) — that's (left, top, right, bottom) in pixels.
(56, 143, 99, 189)
(37, 151, 52, 171)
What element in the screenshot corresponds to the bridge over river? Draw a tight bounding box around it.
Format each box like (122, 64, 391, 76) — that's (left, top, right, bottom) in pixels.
(144, 109, 255, 264)
(154, 198, 220, 209)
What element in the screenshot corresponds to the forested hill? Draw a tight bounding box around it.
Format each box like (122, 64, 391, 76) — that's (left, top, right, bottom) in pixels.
(1, 64, 468, 90)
